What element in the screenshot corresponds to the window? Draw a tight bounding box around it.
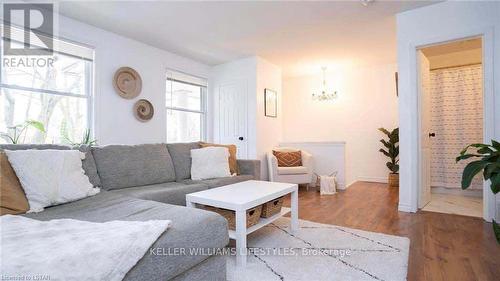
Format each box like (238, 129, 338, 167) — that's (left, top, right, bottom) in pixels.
(0, 26, 94, 144)
(166, 70, 207, 143)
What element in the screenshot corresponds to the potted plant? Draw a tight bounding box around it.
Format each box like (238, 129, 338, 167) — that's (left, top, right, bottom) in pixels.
(0, 120, 45, 144)
(378, 127, 399, 187)
(62, 128, 97, 146)
(456, 140, 500, 243)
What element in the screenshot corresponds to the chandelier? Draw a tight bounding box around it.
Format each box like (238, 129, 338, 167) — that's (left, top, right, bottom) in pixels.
(312, 67, 337, 101)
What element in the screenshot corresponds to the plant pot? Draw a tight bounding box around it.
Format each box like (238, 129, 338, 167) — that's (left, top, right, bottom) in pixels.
(388, 173, 399, 188)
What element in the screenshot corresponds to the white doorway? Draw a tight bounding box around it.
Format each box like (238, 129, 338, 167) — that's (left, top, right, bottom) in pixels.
(417, 38, 485, 218)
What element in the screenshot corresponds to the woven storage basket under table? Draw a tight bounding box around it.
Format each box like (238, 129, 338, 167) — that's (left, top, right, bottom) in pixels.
(260, 196, 284, 218)
(205, 205, 262, 230)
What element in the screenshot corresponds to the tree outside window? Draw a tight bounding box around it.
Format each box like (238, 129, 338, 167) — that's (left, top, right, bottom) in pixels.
(1, 36, 93, 144)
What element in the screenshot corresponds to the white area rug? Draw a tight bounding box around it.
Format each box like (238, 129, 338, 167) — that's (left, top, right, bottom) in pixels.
(227, 218, 409, 281)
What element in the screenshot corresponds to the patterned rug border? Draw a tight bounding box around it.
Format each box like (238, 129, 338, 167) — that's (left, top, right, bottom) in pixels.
(228, 218, 410, 281)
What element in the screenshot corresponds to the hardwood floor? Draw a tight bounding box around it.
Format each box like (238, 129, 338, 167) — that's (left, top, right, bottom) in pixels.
(282, 181, 500, 281)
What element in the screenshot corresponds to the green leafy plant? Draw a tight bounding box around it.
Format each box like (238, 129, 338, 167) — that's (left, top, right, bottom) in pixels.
(78, 129, 97, 146)
(456, 140, 500, 243)
(62, 128, 97, 146)
(378, 127, 399, 174)
(0, 120, 45, 144)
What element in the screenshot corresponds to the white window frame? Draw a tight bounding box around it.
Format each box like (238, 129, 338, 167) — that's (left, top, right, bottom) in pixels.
(0, 25, 95, 141)
(166, 70, 208, 142)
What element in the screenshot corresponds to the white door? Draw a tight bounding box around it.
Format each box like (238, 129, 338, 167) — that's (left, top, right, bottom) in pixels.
(216, 81, 248, 158)
(418, 50, 432, 208)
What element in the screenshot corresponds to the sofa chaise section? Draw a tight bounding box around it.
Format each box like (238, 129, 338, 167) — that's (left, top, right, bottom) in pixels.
(183, 174, 254, 189)
(1, 142, 261, 280)
(24, 192, 229, 280)
(111, 174, 256, 206)
(110, 182, 209, 206)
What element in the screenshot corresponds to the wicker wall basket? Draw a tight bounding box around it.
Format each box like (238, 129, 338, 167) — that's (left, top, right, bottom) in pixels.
(261, 196, 284, 218)
(205, 205, 262, 230)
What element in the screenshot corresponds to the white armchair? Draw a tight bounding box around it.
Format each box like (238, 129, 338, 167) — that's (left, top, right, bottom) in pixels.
(267, 147, 314, 189)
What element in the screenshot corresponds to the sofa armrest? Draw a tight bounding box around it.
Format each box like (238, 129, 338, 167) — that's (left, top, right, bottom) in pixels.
(267, 152, 279, 182)
(237, 159, 261, 180)
(301, 150, 314, 174)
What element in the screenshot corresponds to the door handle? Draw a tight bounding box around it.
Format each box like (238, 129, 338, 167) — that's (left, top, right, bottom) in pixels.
(238, 137, 244, 141)
(428, 133, 436, 138)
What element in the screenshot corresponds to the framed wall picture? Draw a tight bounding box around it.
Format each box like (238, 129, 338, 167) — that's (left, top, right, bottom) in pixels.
(264, 88, 277, 117)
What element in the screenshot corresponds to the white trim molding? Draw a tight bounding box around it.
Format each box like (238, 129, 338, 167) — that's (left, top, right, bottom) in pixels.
(345, 181, 357, 189)
(357, 176, 388, 184)
(398, 203, 413, 213)
(397, 1, 498, 222)
(408, 28, 496, 221)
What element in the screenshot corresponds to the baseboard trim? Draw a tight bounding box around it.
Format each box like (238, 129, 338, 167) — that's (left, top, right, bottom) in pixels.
(344, 181, 357, 189)
(336, 183, 347, 190)
(357, 176, 388, 183)
(398, 203, 414, 213)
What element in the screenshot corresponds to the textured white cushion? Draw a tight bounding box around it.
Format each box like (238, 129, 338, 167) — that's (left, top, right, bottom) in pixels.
(277, 166, 308, 175)
(5, 150, 100, 213)
(190, 147, 231, 180)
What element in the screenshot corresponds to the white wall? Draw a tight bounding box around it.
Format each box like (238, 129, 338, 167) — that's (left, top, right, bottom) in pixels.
(210, 56, 282, 179)
(4, 11, 210, 145)
(256, 57, 282, 180)
(282, 64, 398, 186)
(397, 1, 500, 219)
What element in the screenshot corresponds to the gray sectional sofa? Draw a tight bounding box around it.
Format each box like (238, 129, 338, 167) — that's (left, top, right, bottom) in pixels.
(0, 142, 261, 281)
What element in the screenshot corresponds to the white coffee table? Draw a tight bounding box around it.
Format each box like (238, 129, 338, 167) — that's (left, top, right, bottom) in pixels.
(186, 180, 298, 267)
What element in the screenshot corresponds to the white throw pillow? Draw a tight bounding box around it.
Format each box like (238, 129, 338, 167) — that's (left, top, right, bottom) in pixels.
(190, 147, 231, 180)
(5, 149, 100, 213)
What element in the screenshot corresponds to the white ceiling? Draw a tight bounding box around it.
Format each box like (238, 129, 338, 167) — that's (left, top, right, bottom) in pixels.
(58, 1, 438, 77)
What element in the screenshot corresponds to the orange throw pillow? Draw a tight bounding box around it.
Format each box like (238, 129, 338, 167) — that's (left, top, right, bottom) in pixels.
(0, 152, 29, 215)
(273, 150, 302, 167)
(199, 142, 240, 175)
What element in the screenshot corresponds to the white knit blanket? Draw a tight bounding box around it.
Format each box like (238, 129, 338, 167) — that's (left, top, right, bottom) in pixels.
(0, 215, 171, 281)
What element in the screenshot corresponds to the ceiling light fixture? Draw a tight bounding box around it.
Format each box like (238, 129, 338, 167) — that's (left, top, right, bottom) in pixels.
(312, 67, 337, 101)
(360, 0, 374, 7)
